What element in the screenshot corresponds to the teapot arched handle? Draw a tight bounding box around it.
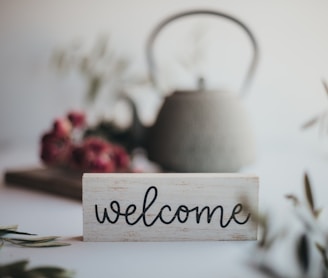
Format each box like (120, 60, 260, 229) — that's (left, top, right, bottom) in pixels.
(145, 9, 259, 96)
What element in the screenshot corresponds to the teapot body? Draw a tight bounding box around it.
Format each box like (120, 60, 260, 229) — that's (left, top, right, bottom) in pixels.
(140, 9, 259, 172)
(146, 90, 255, 172)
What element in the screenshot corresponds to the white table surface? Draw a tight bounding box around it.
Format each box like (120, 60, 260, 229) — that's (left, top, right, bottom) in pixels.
(1, 140, 328, 277)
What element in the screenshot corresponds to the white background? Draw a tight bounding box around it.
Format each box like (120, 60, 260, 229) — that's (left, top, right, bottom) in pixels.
(1, 0, 328, 154)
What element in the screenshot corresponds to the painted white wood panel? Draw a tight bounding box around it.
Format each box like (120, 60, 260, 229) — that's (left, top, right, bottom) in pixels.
(83, 173, 258, 241)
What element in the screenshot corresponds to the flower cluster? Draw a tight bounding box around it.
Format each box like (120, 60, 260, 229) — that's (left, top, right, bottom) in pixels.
(40, 111, 130, 173)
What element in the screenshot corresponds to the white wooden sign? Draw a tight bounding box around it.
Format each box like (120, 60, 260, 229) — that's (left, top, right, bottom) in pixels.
(83, 173, 259, 242)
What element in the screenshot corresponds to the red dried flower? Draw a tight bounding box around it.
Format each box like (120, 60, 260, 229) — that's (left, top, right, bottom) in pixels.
(67, 110, 86, 128)
(40, 131, 71, 166)
(70, 145, 85, 169)
(113, 144, 130, 171)
(40, 111, 131, 173)
(81, 137, 116, 173)
(53, 118, 72, 137)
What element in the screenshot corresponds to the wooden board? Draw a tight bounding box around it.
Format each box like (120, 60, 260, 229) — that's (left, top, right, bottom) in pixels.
(4, 168, 82, 200)
(83, 173, 259, 242)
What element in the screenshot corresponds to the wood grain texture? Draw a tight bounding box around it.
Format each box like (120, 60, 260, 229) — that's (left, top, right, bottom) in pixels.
(5, 168, 82, 200)
(83, 173, 259, 242)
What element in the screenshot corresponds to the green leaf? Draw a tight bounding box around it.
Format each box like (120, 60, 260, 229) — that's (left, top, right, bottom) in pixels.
(297, 234, 309, 273)
(86, 75, 102, 104)
(323, 80, 328, 97)
(28, 267, 75, 278)
(316, 242, 328, 268)
(258, 216, 271, 249)
(0, 225, 36, 237)
(0, 224, 70, 248)
(301, 116, 319, 129)
(253, 264, 285, 278)
(0, 225, 18, 231)
(314, 208, 323, 218)
(0, 260, 29, 277)
(285, 194, 299, 206)
(304, 173, 315, 215)
(0, 229, 36, 237)
(0, 260, 75, 278)
(5, 236, 60, 243)
(0, 225, 18, 236)
(19, 241, 71, 248)
(4, 238, 70, 248)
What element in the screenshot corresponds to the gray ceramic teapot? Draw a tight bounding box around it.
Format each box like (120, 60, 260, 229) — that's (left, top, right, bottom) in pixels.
(130, 9, 259, 172)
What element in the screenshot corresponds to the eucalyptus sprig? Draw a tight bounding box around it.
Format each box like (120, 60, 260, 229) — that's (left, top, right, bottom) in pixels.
(0, 225, 70, 248)
(52, 35, 137, 106)
(286, 173, 323, 218)
(0, 260, 74, 278)
(53, 35, 121, 104)
(249, 172, 328, 278)
(302, 80, 328, 136)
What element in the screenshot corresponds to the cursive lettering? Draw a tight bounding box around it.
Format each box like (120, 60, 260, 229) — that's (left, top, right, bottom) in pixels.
(95, 186, 250, 228)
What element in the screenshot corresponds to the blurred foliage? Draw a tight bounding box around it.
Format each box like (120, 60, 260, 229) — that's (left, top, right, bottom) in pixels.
(0, 225, 70, 248)
(52, 35, 131, 105)
(302, 80, 328, 136)
(249, 173, 328, 278)
(0, 260, 74, 278)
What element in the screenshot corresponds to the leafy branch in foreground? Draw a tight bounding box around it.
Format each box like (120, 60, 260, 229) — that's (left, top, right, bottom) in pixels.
(0, 260, 74, 278)
(0, 225, 70, 248)
(302, 80, 328, 136)
(248, 173, 328, 278)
